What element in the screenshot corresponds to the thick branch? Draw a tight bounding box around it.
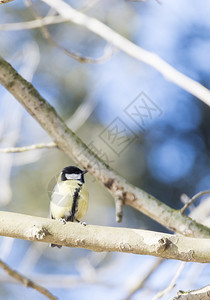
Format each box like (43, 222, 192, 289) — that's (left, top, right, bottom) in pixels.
(40, 0, 210, 106)
(0, 211, 210, 263)
(0, 55, 210, 239)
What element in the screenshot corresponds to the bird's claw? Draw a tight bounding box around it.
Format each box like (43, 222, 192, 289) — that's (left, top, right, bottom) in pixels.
(59, 218, 66, 224)
(76, 220, 86, 226)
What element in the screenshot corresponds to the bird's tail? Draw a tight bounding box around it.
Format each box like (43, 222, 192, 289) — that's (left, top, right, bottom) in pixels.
(50, 244, 62, 248)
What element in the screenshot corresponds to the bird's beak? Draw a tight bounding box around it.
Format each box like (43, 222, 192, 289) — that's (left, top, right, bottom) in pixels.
(82, 170, 88, 174)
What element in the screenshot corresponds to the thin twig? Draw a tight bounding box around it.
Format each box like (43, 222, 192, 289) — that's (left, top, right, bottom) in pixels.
(126, 258, 165, 300)
(180, 190, 210, 214)
(0, 142, 56, 153)
(66, 94, 97, 131)
(115, 197, 124, 223)
(0, 42, 40, 205)
(0, 96, 97, 154)
(189, 197, 210, 227)
(27, 0, 116, 64)
(152, 262, 185, 300)
(0, 16, 67, 31)
(114, 193, 124, 223)
(79, 0, 100, 12)
(0, 97, 97, 155)
(40, 29, 116, 64)
(0, 259, 57, 300)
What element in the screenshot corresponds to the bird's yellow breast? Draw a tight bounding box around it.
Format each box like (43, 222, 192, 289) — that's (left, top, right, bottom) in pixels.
(50, 180, 89, 221)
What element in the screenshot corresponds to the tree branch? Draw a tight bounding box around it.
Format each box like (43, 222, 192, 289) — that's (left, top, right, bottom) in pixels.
(0, 15, 66, 31)
(0, 0, 14, 3)
(40, 0, 210, 106)
(1, 1, 209, 103)
(28, 0, 116, 64)
(181, 190, 210, 214)
(125, 258, 165, 300)
(172, 285, 210, 300)
(0, 211, 210, 263)
(153, 262, 185, 300)
(0, 142, 56, 153)
(1, 0, 210, 103)
(0, 55, 210, 239)
(0, 257, 57, 300)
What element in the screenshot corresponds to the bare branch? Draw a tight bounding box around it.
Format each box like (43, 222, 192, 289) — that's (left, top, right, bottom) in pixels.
(1, 1, 209, 103)
(125, 258, 165, 300)
(40, 0, 210, 106)
(115, 196, 124, 223)
(0, 258, 57, 300)
(79, 0, 100, 12)
(0, 0, 14, 3)
(0, 43, 40, 205)
(0, 142, 56, 153)
(0, 55, 210, 239)
(190, 197, 210, 227)
(181, 191, 210, 214)
(38, 27, 116, 64)
(0, 211, 210, 263)
(152, 262, 185, 300)
(66, 94, 97, 131)
(0, 271, 110, 288)
(172, 285, 210, 300)
(0, 16, 67, 31)
(17, 0, 117, 64)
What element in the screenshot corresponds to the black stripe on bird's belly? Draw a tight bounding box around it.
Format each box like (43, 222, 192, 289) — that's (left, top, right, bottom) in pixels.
(67, 183, 83, 222)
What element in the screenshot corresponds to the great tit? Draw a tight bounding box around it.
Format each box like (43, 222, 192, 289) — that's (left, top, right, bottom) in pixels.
(50, 166, 89, 248)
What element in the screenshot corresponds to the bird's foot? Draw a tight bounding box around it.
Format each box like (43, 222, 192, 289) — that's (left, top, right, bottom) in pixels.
(59, 218, 66, 224)
(76, 220, 86, 226)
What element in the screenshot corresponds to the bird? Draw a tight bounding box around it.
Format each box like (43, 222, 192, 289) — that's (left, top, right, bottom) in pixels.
(50, 166, 89, 248)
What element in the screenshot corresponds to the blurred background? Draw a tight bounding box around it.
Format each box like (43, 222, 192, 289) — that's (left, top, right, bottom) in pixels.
(0, 0, 210, 299)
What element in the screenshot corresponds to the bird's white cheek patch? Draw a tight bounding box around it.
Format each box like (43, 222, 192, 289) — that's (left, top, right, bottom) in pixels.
(65, 173, 81, 180)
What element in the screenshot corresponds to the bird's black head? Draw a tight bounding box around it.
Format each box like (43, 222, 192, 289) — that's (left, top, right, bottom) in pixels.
(61, 166, 88, 183)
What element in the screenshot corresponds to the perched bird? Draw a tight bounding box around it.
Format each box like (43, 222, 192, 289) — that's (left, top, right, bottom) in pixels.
(50, 166, 89, 248)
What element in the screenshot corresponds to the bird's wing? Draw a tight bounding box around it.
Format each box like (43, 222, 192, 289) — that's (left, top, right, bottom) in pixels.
(50, 180, 83, 206)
